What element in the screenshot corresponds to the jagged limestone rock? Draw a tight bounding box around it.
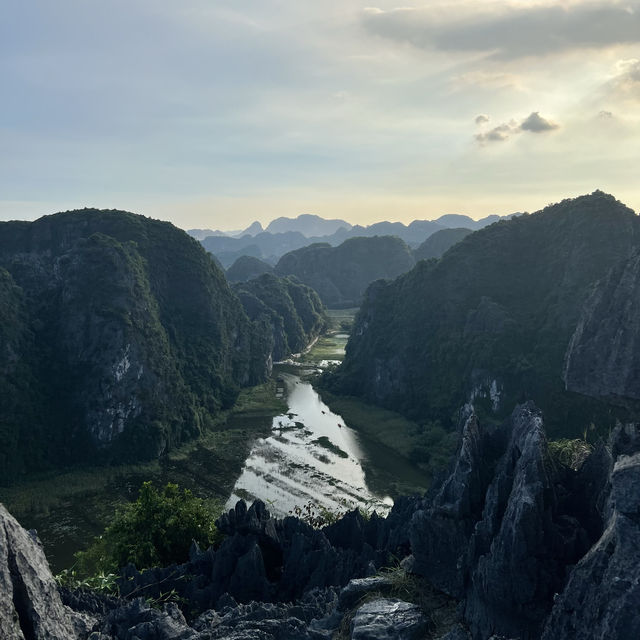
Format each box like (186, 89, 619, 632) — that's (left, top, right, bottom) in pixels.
(0, 503, 88, 639)
(464, 404, 555, 640)
(350, 599, 429, 640)
(410, 407, 495, 597)
(410, 403, 604, 640)
(541, 453, 640, 639)
(564, 249, 640, 405)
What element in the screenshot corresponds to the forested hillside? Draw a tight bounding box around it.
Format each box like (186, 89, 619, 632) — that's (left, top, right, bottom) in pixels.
(328, 192, 640, 437)
(234, 273, 327, 361)
(275, 235, 415, 307)
(414, 227, 472, 261)
(226, 255, 274, 282)
(0, 210, 271, 482)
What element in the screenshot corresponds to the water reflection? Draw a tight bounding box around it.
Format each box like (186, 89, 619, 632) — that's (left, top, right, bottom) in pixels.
(227, 373, 393, 517)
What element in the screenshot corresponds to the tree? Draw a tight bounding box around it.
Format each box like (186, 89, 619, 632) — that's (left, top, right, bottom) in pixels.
(77, 482, 221, 575)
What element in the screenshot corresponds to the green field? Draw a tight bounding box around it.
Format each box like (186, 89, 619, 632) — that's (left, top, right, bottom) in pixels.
(303, 307, 357, 363)
(316, 390, 456, 497)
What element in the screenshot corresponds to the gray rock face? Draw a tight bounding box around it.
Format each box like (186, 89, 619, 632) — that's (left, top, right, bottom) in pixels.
(0, 503, 86, 639)
(541, 453, 640, 639)
(194, 591, 338, 640)
(411, 407, 492, 597)
(464, 404, 555, 640)
(4, 407, 640, 640)
(350, 599, 429, 640)
(438, 627, 471, 640)
(337, 576, 393, 611)
(99, 599, 197, 640)
(564, 248, 640, 404)
(411, 403, 606, 640)
(116, 499, 392, 615)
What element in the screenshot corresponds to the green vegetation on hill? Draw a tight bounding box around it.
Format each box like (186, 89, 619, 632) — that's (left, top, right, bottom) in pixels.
(226, 255, 274, 282)
(275, 235, 415, 307)
(233, 273, 327, 360)
(328, 192, 640, 439)
(413, 228, 472, 261)
(0, 209, 271, 483)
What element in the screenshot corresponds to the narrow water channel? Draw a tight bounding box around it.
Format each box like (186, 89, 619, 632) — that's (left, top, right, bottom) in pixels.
(227, 372, 394, 517)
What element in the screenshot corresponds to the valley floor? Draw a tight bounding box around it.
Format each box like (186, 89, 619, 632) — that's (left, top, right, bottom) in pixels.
(0, 308, 438, 573)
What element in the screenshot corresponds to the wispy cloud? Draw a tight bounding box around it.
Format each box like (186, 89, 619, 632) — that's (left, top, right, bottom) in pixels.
(608, 58, 640, 101)
(362, 3, 640, 59)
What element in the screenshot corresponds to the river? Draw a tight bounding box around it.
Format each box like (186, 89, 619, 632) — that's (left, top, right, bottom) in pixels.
(1, 328, 429, 572)
(226, 372, 394, 517)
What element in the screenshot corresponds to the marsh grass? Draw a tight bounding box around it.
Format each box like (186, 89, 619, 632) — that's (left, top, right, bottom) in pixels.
(302, 308, 356, 363)
(312, 436, 349, 458)
(305, 333, 347, 362)
(317, 391, 456, 480)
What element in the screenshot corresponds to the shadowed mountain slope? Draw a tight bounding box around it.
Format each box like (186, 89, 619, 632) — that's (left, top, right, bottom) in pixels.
(328, 192, 640, 437)
(275, 235, 415, 307)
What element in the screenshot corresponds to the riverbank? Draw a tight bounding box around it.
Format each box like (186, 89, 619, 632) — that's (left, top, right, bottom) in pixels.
(314, 390, 443, 497)
(290, 308, 442, 497)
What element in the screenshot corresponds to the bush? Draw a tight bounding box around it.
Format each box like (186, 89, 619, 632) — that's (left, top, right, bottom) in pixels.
(76, 481, 221, 575)
(548, 438, 593, 471)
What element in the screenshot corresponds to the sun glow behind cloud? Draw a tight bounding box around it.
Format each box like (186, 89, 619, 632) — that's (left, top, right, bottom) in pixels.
(1, 0, 639, 228)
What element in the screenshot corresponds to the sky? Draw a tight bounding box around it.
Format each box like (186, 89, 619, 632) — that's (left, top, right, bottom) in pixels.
(1, 0, 639, 230)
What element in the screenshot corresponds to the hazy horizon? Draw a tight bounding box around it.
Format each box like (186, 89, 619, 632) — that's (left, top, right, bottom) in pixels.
(2, 1, 639, 229)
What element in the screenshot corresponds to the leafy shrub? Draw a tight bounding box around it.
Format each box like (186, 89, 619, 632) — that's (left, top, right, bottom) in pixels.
(55, 568, 119, 595)
(76, 481, 221, 575)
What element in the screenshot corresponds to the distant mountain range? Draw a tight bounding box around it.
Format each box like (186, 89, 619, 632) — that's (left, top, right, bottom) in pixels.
(226, 227, 474, 306)
(190, 212, 515, 267)
(265, 214, 352, 237)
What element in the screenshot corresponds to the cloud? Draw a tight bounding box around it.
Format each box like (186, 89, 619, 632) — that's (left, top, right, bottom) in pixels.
(362, 3, 640, 59)
(520, 112, 559, 132)
(476, 112, 559, 144)
(476, 122, 516, 143)
(452, 70, 521, 91)
(589, 58, 640, 112)
(475, 114, 490, 125)
(609, 58, 640, 98)
(475, 121, 518, 144)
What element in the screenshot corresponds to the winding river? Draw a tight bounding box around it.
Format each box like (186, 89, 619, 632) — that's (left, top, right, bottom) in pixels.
(226, 372, 394, 517)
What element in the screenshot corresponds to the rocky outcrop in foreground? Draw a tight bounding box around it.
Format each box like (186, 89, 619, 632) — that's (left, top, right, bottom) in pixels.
(2, 404, 640, 639)
(0, 504, 93, 639)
